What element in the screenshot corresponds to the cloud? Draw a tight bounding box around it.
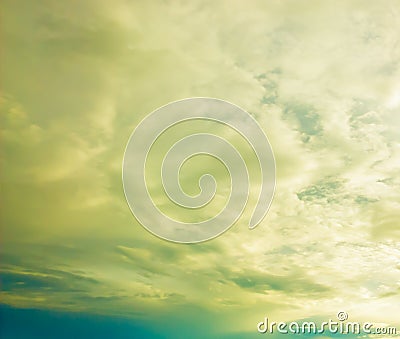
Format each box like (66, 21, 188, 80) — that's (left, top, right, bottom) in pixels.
(1, 0, 399, 336)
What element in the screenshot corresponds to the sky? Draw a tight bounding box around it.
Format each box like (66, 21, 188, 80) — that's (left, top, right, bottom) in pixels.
(1, 0, 400, 338)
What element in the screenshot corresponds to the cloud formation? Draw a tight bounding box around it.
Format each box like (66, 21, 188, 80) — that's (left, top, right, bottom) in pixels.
(1, 0, 399, 337)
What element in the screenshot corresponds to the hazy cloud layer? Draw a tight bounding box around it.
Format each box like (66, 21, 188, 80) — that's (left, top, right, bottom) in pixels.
(1, 0, 399, 336)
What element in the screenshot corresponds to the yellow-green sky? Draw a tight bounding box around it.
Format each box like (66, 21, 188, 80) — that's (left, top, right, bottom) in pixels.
(1, 0, 400, 338)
